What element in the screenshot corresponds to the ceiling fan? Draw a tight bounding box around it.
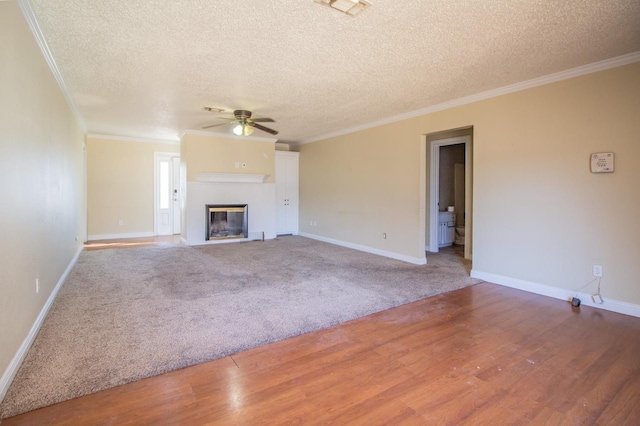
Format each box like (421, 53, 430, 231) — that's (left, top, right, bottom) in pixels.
(202, 108, 278, 136)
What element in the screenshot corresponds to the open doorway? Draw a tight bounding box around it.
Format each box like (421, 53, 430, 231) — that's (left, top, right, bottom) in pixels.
(427, 129, 472, 260)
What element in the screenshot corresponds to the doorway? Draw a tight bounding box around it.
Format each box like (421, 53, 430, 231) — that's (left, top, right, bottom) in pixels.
(428, 134, 472, 259)
(154, 152, 181, 236)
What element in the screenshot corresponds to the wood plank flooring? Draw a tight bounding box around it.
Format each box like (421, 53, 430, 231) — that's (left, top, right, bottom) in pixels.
(83, 235, 182, 251)
(2, 279, 639, 425)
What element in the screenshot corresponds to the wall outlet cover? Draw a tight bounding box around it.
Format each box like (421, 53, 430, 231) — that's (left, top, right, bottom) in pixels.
(593, 265, 603, 277)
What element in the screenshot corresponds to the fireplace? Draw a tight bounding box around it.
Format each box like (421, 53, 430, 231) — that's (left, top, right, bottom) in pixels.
(206, 204, 248, 240)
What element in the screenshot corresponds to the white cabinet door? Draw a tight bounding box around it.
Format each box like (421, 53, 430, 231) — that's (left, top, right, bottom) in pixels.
(276, 152, 299, 235)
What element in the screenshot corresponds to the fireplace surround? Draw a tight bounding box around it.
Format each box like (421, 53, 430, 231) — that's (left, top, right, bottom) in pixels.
(205, 204, 248, 240)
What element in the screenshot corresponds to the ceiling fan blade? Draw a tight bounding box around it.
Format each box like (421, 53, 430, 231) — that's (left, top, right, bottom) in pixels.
(251, 122, 279, 135)
(202, 122, 230, 129)
(251, 118, 275, 123)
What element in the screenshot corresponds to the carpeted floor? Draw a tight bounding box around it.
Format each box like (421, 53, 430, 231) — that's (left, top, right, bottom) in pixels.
(0, 236, 480, 419)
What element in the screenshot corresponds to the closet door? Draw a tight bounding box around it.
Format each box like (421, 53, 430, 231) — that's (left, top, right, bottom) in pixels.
(275, 152, 299, 235)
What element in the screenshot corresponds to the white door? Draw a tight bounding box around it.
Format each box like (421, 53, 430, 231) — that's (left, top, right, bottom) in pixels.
(276, 154, 288, 234)
(276, 152, 299, 235)
(172, 156, 181, 234)
(285, 155, 299, 233)
(155, 153, 181, 236)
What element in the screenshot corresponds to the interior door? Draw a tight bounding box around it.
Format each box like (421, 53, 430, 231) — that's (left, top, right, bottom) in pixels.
(275, 154, 288, 234)
(284, 154, 299, 233)
(275, 152, 299, 235)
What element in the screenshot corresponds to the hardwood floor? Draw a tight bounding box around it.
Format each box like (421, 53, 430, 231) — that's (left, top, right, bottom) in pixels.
(2, 279, 639, 425)
(83, 235, 182, 251)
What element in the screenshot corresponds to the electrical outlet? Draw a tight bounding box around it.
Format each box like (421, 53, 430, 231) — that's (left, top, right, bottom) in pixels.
(593, 265, 603, 277)
(118, 220, 124, 226)
(383, 233, 387, 239)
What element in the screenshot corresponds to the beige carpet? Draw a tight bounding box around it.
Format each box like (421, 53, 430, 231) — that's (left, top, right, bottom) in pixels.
(0, 236, 480, 419)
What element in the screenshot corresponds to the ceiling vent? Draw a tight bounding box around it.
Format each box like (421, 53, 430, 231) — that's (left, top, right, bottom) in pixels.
(315, 0, 371, 17)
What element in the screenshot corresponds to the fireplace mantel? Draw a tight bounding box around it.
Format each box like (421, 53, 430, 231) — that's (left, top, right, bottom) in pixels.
(195, 172, 270, 183)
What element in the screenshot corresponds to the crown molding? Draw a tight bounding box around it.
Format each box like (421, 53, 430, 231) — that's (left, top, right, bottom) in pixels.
(179, 129, 278, 143)
(17, 0, 87, 133)
(87, 134, 179, 145)
(301, 51, 640, 144)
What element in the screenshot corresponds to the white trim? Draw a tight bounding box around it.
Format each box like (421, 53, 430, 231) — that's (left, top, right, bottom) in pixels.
(16, 0, 87, 133)
(301, 51, 640, 144)
(195, 173, 270, 184)
(300, 232, 427, 265)
(87, 134, 179, 145)
(87, 231, 155, 241)
(0, 245, 83, 403)
(418, 136, 427, 257)
(179, 129, 278, 144)
(429, 136, 471, 257)
(471, 270, 640, 318)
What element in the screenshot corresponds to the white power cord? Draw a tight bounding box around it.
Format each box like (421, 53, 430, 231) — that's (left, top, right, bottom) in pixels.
(573, 276, 603, 304)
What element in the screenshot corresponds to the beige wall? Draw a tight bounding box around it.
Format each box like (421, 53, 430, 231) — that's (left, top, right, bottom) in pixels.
(438, 144, 465, 213)
(86, 136, 179, 238)
(300, 62, 640, 305)
(181, 132, 275, 183)
(1, 1, 85, 395)
(299, 120, 424, 260)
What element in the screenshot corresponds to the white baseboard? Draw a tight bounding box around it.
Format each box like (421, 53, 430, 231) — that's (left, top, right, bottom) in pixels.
(0, 245, 83, 403)
(299, 232, 427, 265)
(470, 270, 640, 318)
(87, 231, 155, 241)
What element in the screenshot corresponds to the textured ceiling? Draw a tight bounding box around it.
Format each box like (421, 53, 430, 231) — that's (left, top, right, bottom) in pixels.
(27, 0, 640, 144)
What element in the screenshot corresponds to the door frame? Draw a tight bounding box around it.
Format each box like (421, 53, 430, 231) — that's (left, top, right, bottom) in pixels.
(154, 152, 181, 236)
(428, 135, 472, 259)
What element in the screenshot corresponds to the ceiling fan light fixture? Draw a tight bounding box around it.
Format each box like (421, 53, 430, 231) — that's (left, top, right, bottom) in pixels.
(204, 108, 277, 136)
(315, 0, 370, 16)
(233, 122, 254, 136)
(346, 2, 366, 15)
(330, 0, 358, 12)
